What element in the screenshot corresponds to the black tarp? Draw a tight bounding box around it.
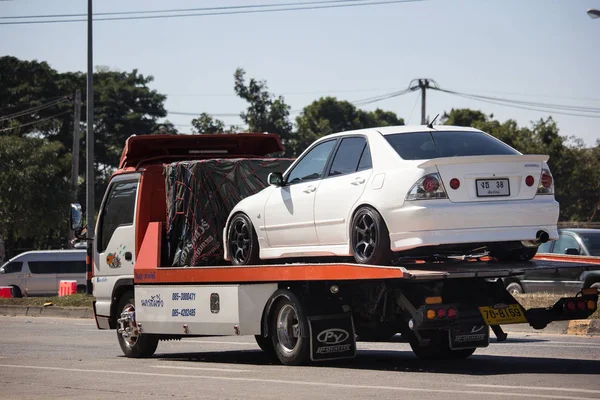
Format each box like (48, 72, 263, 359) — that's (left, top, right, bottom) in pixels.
(165, 158, 293, 266)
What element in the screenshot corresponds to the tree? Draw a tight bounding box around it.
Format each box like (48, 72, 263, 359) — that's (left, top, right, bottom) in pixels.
(234, 68, 293, 155)
(0, 56, 175, 206)
(294, 97, 404, 155)
(191, 113, 225, 134)
(0, 136, 72, 257)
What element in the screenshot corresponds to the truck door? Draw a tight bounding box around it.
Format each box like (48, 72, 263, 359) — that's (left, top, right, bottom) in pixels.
(95, 176, 139, 278)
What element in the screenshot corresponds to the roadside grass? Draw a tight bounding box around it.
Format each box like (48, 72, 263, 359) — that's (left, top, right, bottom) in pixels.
(514, 292, 600, 319)
(0, 293, 93, 307)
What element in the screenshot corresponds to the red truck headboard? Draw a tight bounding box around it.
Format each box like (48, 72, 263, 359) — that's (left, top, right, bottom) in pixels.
(119, 133, 284, 169)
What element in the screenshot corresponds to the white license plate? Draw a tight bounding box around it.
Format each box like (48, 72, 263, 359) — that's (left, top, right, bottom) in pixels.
(476, 179, 510, 197)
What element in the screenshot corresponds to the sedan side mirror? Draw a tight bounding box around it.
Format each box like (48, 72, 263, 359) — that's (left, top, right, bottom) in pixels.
(268, 172, 284, 186)
(565, 248, 580, 256)
(0, 267, 5, 274)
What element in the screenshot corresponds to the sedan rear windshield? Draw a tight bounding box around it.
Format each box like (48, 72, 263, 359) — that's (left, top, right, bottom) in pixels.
(580, 233, 600, 256)
(384, 131, 519, 160)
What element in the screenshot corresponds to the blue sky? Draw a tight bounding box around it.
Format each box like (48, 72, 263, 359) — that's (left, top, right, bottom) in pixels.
(1, 0, 599, 146)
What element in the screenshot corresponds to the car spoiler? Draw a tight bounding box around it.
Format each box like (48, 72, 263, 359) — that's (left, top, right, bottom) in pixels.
(417, 154, 549, 169)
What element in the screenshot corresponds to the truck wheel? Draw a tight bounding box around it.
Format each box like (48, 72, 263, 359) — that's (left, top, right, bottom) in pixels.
(116, 292, 159, 358)
(254, 334, 276, 358)
(491, 246, 537, 262)
(408, 330, 475, 360)
(228, 213, 260, 266)
(506, 282, 524, 295)
(270, 294, 310, 366)
(351, 206, 392, 265)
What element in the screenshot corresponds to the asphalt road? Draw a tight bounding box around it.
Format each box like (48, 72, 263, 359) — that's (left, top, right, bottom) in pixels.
(1, 316, 599, 400)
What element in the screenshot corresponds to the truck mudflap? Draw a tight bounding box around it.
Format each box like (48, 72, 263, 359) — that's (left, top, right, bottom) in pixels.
(307, 313, 357, 362)
(449, 324, 490, 350)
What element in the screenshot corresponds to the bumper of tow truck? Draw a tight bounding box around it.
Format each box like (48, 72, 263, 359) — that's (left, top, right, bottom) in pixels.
(409, 288, 599, 333)
(93, 300, 112, 330)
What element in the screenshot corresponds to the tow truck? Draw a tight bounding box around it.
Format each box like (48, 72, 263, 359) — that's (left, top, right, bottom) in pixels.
(71, 133, 600, 365)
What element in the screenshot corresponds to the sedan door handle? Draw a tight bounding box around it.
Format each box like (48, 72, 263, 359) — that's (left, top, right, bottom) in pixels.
(351, 177, 366, 185)
(303, 185, 316, 193)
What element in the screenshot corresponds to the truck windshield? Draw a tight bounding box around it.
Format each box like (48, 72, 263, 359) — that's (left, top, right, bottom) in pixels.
(384, 131, 519, 160)
(580, 232, 600, 256)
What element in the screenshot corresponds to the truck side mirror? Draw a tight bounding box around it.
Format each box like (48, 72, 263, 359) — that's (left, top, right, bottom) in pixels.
(268, 172, 284, 186)
(565, 248, 580, 256)
(71, 203, 84, 233)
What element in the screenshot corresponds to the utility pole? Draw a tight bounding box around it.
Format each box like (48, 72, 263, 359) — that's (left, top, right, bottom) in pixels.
(71, 90, 81, 199)
(409, 79, 439, 125)
(86, 0, 95, 295)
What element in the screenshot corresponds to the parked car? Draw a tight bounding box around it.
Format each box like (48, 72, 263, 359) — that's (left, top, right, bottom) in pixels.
(504, 229, 600, 294)
(0, 249, 86, 297)
(223, 125, 559, 266)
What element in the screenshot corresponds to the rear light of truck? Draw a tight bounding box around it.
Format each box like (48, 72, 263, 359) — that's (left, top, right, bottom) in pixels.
(536, 168, 554, 195)
(425, 306, 458, 320)
(406, 173, 448, 201)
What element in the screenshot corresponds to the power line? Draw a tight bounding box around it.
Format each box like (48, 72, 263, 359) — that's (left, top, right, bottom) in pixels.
(0, 110, 71, 133)
(433, 87, 600, 119)
(0, 96, 71, 122)
(0, 0, 384, 19)
(167, 87, 394, 97)
(0, 0, 423, 25)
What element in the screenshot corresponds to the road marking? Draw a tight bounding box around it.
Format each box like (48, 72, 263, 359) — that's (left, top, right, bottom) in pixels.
(152, 365, 250, 373)
(0, 364, 596, 400)
(466, 384, 599, 394)
(183, 340, 255, 346)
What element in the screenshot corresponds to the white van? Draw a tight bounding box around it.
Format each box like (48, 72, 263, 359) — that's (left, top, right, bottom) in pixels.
(0, 250, 86, 297)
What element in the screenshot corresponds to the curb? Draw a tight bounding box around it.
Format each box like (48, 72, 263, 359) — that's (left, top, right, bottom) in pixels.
(0, 305, 93, 319)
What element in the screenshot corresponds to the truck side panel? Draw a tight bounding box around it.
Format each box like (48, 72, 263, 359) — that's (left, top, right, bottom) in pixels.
(135, 284, 277, 335)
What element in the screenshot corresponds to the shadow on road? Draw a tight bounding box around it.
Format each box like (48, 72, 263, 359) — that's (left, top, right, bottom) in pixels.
(154, 346, 600, 376)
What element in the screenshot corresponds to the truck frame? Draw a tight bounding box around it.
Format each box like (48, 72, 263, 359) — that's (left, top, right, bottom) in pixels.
(72, 133, 600, 366)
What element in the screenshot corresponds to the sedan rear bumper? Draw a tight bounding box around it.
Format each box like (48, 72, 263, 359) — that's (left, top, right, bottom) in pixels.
(385, 197, 559, 252)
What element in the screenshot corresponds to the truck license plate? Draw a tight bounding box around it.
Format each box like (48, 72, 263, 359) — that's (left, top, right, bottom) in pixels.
(478, 304, 527, 325)
(476, 179, 510, 197)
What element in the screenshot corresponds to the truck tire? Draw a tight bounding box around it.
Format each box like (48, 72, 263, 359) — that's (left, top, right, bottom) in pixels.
(408, 330, 476, 360)
(254, 334, 276, 358)
(227, 213, 260, 266)
(351, 206, 392, 265)
(505, 282, 524, 295)
(116, 292, 159, 358)
(270, 293, 310, 366)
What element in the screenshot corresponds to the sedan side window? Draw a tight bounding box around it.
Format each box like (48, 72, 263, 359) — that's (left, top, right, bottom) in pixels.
(287, 140, 336, 184)
(328, 137, 368, 177)
(552, 234, 580, 254)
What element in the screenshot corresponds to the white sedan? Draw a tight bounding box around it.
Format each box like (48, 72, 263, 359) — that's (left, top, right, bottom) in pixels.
(223, 125, 559, 265)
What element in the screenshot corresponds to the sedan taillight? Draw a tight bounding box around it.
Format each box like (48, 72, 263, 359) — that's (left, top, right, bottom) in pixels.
(406, 173, 448, 201)
(536, 168, 554, 195)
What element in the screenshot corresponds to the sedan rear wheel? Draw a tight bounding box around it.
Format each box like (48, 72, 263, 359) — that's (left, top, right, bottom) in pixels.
(351, 206, 392, 265)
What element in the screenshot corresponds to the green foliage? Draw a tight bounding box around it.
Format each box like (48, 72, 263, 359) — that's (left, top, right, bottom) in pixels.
(191, 113, 226, 134)
(293, 97, 404, 155)
(234, 68, 294, 155)
(0, 136, 71, 254)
